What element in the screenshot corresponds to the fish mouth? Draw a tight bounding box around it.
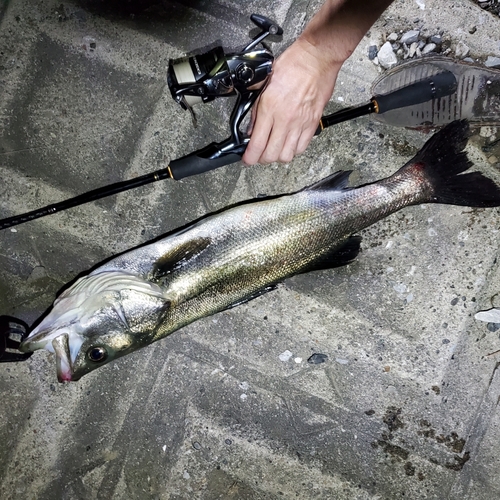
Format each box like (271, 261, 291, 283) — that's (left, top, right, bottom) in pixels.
(51, 334, 74, 382)
(20, 329, 82, 382)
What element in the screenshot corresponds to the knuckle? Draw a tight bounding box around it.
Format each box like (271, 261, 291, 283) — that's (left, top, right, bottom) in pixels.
(279, 152, 294, 164)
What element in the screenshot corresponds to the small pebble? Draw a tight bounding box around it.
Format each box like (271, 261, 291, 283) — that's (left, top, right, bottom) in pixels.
(368, 45, 378, 60)
(377, 41, 398, 69)
(409, 41, 418, 58)
(422, 43, 437, 54)
(400, 30, 420, 45)
(307, 353, 328, 364)
(192, 441, 202, 450)
(387, 32, 398, 42)
(475, 308, 500, 323)
(485, 56, 500, 68)
(279, 350, 293, 362)
(430, 34, 442, 45)
(455, 41, 470, 58)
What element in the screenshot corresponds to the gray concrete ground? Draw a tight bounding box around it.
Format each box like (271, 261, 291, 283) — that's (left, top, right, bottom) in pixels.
(1, 0, 500, 498)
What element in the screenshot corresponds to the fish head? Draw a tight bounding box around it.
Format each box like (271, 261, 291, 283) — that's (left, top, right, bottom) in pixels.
(19, 271, 170, 382)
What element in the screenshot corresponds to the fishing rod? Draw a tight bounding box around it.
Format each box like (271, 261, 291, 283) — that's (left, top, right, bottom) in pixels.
(0, 14, 458, 232)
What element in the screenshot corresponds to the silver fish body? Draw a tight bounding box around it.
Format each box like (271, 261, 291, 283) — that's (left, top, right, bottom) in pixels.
(20, 121, 500, 381)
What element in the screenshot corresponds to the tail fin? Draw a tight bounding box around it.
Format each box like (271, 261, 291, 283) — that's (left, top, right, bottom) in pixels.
(412, 120, 500, 207)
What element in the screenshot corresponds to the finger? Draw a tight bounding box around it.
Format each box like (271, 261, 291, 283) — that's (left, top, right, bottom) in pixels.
(295, 124, 319, 156)
(278, 129, 301, 164)
(259, 124, 289, 164)
(242, 114, 273, 165)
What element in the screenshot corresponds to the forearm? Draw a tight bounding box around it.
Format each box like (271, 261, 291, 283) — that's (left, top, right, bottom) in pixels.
(299, 0, 395, 66)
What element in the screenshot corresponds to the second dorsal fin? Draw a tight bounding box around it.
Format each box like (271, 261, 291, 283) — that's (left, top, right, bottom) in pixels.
(304, 170, 352, 192)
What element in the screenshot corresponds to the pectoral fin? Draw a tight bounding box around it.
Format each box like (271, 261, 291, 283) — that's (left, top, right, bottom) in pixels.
(150, 237, 211, 281)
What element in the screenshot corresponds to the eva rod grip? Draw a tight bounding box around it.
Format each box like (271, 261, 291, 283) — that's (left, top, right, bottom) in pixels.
(169, 142, 243, 180)
(373, 71, 457, 114)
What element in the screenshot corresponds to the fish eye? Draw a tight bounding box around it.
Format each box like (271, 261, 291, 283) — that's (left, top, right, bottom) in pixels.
(87, 346, 108, 363)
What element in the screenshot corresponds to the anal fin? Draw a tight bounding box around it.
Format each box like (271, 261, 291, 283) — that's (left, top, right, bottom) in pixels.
(302, 236, 362, 274)
(223, 284, 278, 311)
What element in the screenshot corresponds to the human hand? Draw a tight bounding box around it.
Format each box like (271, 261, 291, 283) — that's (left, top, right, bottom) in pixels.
(242, 38, 341, 165)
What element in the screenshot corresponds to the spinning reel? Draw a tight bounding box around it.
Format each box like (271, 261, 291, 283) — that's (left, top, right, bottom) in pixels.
(166, 14, 283, 178)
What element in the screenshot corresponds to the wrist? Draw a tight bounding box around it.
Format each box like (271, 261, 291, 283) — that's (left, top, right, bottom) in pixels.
(298, 0, 395, 66)
(290, 37, 343, 82)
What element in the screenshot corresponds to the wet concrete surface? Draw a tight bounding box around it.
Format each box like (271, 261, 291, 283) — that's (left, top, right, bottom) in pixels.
(1, 0, 500, 498)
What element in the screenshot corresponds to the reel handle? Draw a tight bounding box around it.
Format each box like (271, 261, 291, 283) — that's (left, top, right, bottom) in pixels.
(244, 14, 283, 52)
(250, 14, 284, 36)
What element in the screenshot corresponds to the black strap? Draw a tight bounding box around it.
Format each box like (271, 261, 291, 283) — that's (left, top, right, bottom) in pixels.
(0, 316, 32, 362)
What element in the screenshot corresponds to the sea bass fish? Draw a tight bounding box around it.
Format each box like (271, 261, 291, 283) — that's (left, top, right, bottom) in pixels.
(20, 121, 500, 381)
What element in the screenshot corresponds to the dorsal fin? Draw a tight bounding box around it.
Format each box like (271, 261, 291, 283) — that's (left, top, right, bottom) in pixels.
(150, 237, 211, 281)
(304, 170, 352, 192)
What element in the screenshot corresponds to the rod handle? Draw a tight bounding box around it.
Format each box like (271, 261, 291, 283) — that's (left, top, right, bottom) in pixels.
(373, 70, 457, 114)
(169, 141, 245, 180)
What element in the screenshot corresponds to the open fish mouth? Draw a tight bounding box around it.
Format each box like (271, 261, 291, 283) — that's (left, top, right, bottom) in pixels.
(51, 334, 73, 382)
(20, 328, 84, 382)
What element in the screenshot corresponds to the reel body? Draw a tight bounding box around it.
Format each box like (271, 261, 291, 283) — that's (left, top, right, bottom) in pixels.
(168, 45, 275, 109)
